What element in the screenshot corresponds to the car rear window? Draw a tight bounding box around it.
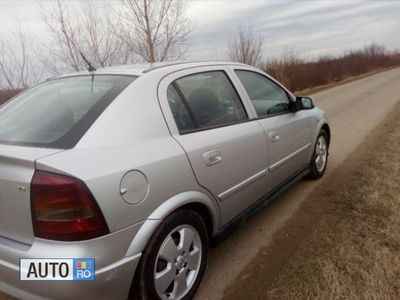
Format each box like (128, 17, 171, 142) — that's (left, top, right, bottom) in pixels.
(0, 75, 136, 149)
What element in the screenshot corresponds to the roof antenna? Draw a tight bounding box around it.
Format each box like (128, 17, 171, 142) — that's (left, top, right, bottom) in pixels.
(78, 50, 96, 72)
(76, 50, 96, 94)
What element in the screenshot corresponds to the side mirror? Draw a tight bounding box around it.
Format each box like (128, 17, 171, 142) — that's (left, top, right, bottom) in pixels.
(296, 96, 315, 110)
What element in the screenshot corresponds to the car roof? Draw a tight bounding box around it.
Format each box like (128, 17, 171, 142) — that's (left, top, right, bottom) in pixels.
(51, 61, 250, 79)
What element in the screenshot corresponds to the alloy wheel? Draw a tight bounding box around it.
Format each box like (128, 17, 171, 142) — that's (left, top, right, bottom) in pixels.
(154, 225, 202, 300)
(315, 135, 328, 172)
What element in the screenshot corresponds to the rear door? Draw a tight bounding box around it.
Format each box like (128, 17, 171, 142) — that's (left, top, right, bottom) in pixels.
(233, 69, 314, 189)
(158, 66, 269, 225)
(0, 144, 61, 244)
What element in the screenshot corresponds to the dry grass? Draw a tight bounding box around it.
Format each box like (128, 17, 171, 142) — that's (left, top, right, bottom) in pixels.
(264, 44, 400, 93)
(267, 104, 400, 299)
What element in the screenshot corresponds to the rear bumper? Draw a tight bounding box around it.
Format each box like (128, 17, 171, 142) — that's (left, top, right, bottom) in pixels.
(0, 222, 144, 300)
(0, 254, 141, 300)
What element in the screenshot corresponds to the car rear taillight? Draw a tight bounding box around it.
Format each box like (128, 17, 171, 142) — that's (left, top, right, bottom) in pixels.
(31, 171, 109, 241)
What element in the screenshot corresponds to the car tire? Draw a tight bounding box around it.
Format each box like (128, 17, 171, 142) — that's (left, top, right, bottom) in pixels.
(130, 209, 208, 300)
(308, 129, 329, 180)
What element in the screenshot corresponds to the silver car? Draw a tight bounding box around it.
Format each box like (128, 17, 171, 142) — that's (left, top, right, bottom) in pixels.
(0, 62, 330, 300)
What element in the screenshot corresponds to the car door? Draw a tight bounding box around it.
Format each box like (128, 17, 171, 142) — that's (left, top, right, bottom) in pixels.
(158, 66, 269, 225)
(232, 68, 314, 190)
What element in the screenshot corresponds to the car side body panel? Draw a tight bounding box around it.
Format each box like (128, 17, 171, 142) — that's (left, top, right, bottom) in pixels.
(257, 112, 314, 189)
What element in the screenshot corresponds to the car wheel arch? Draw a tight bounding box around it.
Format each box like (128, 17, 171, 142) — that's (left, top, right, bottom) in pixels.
(321, 123, 331, 146)
(124, 190, 219, 257)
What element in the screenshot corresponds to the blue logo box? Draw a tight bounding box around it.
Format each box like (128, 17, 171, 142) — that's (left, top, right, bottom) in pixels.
(73, 258, 96, 281)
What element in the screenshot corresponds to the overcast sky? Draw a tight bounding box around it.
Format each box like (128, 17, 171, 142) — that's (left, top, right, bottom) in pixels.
(0, 0, 399, 61)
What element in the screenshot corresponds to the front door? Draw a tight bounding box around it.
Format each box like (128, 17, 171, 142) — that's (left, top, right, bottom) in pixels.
(233, 69, 313, 189)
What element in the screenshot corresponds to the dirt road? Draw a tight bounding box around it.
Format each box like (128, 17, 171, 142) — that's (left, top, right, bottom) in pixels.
(195, 67, 400, 300)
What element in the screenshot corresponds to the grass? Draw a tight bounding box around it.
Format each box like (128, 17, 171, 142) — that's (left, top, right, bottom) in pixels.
(266, 101, 400, 299)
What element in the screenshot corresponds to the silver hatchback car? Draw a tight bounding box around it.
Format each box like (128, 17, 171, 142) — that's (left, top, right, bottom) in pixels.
(0, 62, 330, 300)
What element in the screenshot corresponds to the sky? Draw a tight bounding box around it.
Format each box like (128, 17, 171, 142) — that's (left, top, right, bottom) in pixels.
(0, 0, 399, 61)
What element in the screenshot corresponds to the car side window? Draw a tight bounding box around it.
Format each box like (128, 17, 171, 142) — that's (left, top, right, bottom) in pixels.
(167, 71, 247, 132)
(235, 70, 291, 117)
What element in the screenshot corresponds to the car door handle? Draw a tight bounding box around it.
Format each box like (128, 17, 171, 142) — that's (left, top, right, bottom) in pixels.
(203, 150, 222, 166)
(269, 131, 280, 143)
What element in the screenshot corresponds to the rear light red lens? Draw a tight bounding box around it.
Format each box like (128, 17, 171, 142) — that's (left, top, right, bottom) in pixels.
(31, 171, 109, 241)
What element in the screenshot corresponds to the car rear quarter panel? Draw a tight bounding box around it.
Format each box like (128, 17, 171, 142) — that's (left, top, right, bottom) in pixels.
(35, 72, 220, 233)
(36, 136, 220, 233)
(74, 73, 170, 149)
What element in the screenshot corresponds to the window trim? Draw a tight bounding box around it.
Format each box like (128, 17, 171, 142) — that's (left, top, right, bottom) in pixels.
(167, 70, 249, 135)
(180, 118, 252, 135)
(234, 69, 297, 120)
(170, 82, 199, 129)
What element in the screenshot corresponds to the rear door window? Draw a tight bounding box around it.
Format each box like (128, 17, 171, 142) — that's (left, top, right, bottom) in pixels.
(167, 71, 247, 132)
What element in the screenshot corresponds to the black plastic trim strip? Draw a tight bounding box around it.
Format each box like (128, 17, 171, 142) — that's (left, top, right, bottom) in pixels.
(211, 165, 310, 246)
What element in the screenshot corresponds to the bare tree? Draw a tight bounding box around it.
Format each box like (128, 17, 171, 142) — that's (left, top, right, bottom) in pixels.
(0, 24, 44, 89)
(119, 0, 192, 62)
(38, 0, 132, 74)
(228, 26, 264, 66)
(264, 49, 302, 87)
